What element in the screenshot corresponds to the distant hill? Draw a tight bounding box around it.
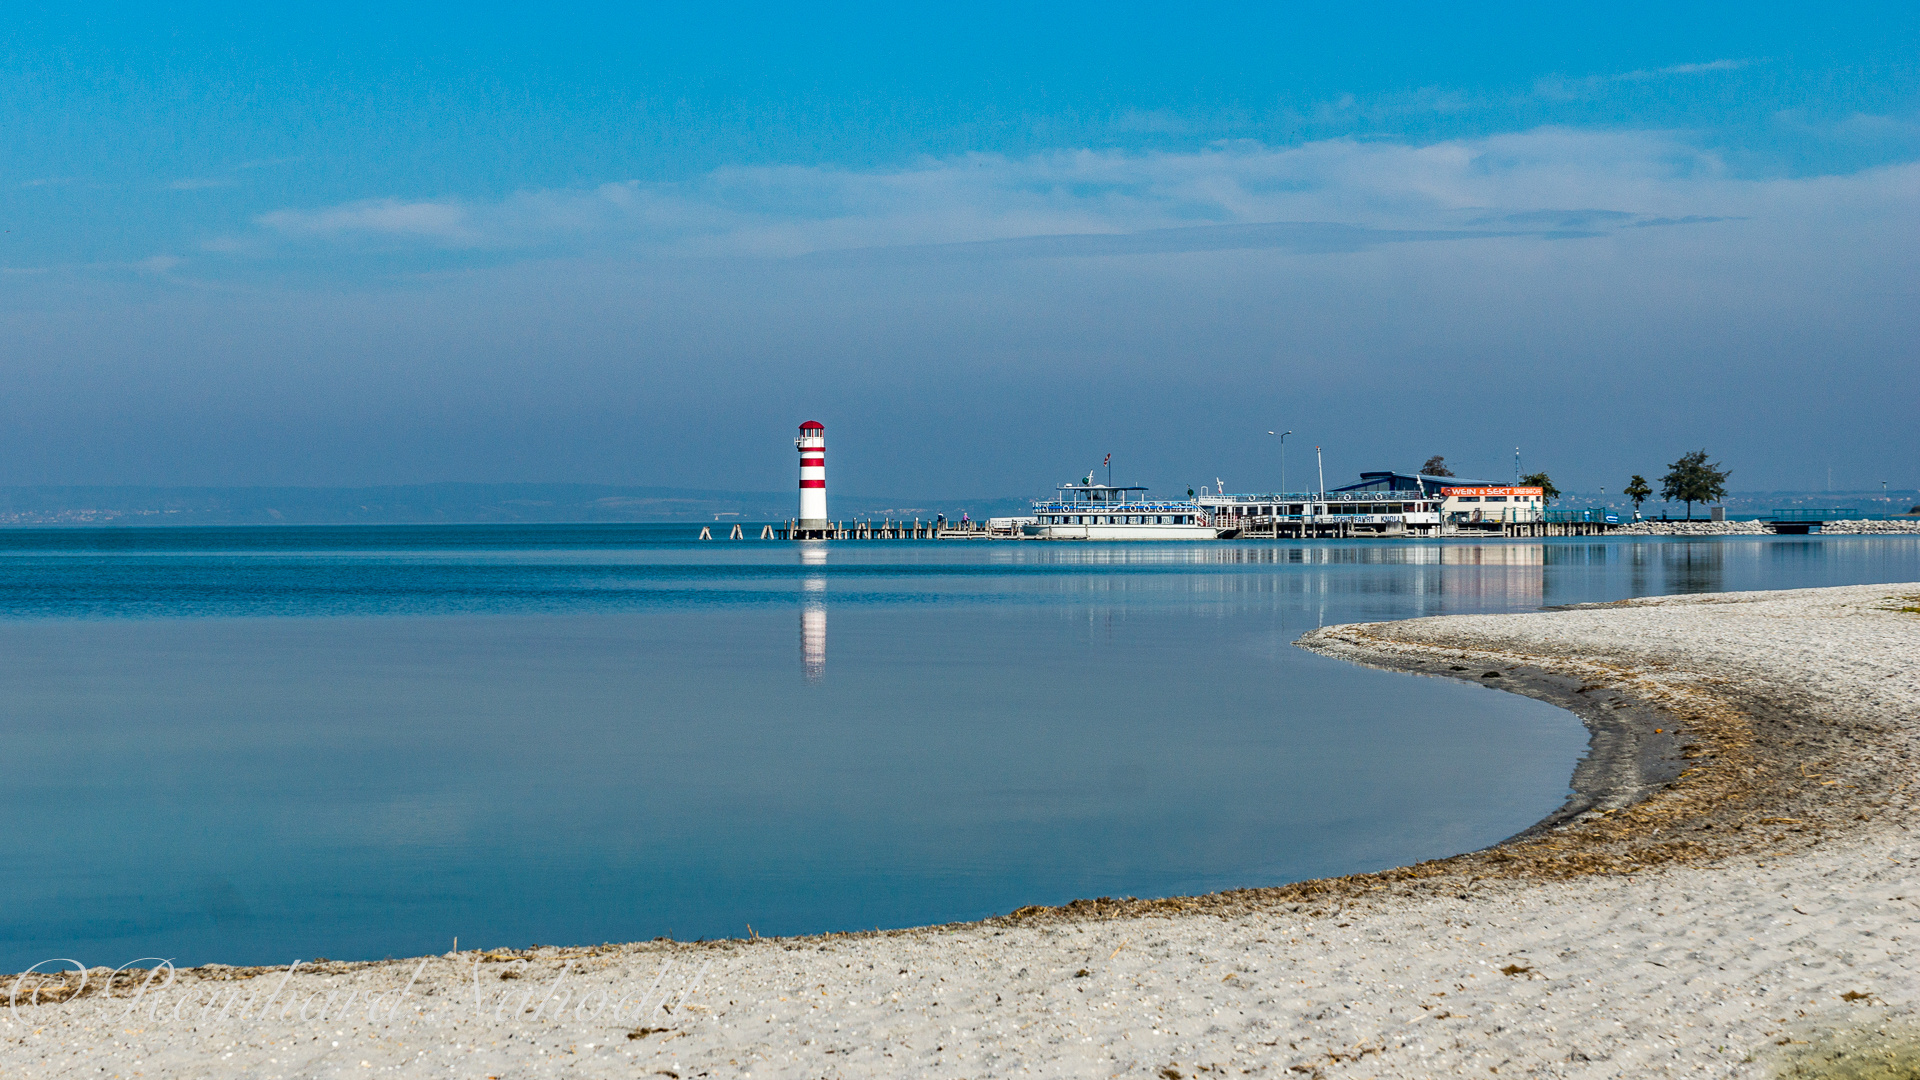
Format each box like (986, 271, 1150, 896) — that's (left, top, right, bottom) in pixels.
(0, 484, 1033, 526)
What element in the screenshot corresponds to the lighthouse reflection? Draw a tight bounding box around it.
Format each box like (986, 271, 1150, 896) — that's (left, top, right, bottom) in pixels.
(799, 544, 827, 682)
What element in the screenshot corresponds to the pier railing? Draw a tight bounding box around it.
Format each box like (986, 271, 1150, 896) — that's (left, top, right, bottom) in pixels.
(1767, 508, 1862, 522)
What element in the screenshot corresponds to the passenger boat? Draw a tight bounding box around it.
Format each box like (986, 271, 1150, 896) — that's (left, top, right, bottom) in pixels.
(1024, 483, 1220, 540)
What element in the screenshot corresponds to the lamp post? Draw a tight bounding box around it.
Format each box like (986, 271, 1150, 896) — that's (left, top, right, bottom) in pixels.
(1267, 430, 1292, 494)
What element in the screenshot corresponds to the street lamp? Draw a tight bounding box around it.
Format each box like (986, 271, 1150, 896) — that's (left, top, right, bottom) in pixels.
(1267, 430, 1293, 494)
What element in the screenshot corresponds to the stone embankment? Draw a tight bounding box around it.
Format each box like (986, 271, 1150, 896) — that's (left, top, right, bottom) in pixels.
(1613, 517, 1920, 536)
(1611, 518, 1769, 535)
(1819, 518, 1920, 534)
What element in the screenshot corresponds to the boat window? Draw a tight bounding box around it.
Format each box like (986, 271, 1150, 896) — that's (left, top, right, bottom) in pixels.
(1486, 495, 1508, 502)
(1457, 496, 1481, 503)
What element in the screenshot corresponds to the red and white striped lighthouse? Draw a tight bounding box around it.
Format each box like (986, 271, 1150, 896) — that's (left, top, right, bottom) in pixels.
(796, 421, 827, 532)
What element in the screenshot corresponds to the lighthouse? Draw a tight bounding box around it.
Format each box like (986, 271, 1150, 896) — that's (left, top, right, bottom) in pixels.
(796, 421, 827, 536)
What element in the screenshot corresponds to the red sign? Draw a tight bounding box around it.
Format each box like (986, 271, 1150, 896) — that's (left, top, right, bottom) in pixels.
(1440, 487, 1543, 497)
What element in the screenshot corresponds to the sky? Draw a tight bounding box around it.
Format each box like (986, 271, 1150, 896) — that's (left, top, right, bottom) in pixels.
(4, 2, 1917, 499)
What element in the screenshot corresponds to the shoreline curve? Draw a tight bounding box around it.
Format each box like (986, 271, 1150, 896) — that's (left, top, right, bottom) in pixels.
(7, 581, 1918, 1079)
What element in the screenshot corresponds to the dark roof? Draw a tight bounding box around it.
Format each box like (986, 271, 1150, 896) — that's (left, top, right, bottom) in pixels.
(799, 421, 825, 430)
(1330, 471, 1501, 493)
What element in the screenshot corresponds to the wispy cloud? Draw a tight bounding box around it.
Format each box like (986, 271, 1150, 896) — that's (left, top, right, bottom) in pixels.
(235, 125, 1913, 267)
(1628, 58, 1751, 80)
(1671, 59, 1748, 75)
(258, 199, 480, 243)
(1535, 59, 1756, 100)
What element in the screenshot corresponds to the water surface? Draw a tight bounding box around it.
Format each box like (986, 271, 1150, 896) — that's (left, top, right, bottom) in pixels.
(2, 526, 1914, 969)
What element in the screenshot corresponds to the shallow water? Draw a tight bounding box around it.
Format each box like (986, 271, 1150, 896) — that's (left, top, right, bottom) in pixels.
(1, 527, 1914, 969)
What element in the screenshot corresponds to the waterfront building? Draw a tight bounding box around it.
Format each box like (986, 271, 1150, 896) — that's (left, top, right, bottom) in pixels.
(1196, 471, 1543, 535)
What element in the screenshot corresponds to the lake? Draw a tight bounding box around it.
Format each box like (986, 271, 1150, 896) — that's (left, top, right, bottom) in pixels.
(1, 526, 1914, 970)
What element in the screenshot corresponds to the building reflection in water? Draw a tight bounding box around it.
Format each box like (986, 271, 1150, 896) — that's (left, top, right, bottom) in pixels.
(800, 544, 827, 682)
(1434, 543, 1544, 607)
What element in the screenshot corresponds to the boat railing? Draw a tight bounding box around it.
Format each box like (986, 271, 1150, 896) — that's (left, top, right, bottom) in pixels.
(1199, 492, 1444, 505)
(1030, 502, 1201, 512)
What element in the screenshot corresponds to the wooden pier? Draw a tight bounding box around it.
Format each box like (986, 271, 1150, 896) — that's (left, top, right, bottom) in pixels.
(745, 519, 998, 540)
(703, 517, 1619, 541)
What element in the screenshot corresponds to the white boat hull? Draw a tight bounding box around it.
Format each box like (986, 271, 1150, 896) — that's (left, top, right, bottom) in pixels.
(1023, 523, 1221, 540)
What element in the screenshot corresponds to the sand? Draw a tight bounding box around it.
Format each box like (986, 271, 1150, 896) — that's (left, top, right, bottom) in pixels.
(7, 582, 1918, 1078)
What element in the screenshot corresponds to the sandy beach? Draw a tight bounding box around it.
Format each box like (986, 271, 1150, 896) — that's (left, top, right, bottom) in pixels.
(7, 581, 1918, 1078)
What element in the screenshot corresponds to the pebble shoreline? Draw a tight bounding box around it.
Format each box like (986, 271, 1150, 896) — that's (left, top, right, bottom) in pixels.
(6, 582, 1919, 1078)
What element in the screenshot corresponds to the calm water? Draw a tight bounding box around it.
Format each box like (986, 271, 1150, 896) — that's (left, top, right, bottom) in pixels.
(2, 526, 1915, 970)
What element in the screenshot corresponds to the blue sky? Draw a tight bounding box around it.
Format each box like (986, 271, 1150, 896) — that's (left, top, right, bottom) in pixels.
(4, 3, 1917, 496)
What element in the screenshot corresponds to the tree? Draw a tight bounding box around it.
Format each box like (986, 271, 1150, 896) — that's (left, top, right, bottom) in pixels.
(1660, 450, 1731, 521)
(1519, 472, 1559, 502)
(1420, 455, 1453, 477)
(1623, 475, 1652, 514)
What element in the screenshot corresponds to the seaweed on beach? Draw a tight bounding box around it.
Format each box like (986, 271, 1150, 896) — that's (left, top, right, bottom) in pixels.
(997, 598, 1915, 927)
(1770, 1021, 1920, 1080)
